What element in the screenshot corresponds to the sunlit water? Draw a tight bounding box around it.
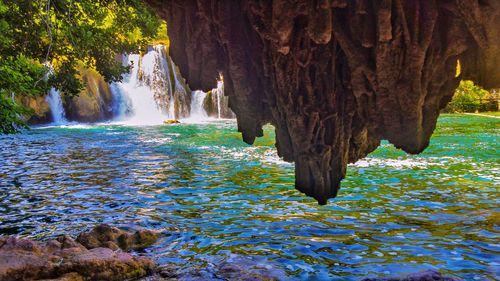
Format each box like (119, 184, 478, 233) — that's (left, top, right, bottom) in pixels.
(0, 114, 498, 280)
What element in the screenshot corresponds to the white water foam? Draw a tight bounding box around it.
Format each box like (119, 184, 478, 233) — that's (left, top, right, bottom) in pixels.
(182, 90, 209, 123)
(215, 80, 223, 119)
(45, 88, 68, 125)
(111, 50, 169, 125)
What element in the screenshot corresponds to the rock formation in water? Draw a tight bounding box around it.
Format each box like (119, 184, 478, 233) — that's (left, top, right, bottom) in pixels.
(146, 0, 500, 204)
(0, 225, 157, 281)
(64, 68, 115, 123)
(76, 224, 158, 251)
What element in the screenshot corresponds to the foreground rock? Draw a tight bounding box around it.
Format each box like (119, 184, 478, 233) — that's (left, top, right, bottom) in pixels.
(0, 225, 158, 281)
(145, 255, 286, 281)
(76, 224, 158, 251)
(362, 270, 459, 281)
(146, 0, 500, 204)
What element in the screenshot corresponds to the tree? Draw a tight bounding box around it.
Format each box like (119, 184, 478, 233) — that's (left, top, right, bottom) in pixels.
(0, 0, 163, 133)
(445, 80, 492, 113)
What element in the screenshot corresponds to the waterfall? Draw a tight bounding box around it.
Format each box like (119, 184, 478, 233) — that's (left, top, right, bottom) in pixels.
(189, 90, 208, 120)
(109, 82, 130, 120)
(109, 45, 195, 125)
(38, 44, 234, 125)
(45, 88, 67, 124)
(215, 79, 223, 119)
(203, 75, 234, 119)
(110, 46, 175, 125)
(169, 56, 190, 119)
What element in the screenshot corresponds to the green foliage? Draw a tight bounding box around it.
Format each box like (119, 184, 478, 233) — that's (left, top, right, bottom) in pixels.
(150, 21, 170, 48)
(445, 80, 492, 113)
(0, 55, 49, 133)
(0, 0, 164, 133)
(0, 55, 50, 96)
(0, 91, 33, 134)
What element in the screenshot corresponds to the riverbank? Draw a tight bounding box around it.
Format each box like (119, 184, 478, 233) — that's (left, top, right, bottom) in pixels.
(463, 112, 500, 118)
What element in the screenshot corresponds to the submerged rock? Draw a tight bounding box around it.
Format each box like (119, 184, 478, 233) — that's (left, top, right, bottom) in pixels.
(163, 119, 181, 124)
(362, 270, 460, 281)
(76, 224, 159, 251)
(0, 225, 157, 281)
(147, 255, 286, 281)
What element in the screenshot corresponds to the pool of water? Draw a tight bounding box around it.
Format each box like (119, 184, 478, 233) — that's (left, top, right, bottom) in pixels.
(0, 114, 498, 280)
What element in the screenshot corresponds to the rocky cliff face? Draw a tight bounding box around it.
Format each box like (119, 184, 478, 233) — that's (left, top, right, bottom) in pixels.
(146, 0, 500, 204)
(64, 68, 115, 123)
(17, 96, 51, 124)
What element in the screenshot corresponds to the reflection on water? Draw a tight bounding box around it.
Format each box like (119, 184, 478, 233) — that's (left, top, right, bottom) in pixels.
(0, 114, 498, 280)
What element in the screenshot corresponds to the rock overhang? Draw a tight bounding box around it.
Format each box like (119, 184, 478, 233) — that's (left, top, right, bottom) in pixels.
(145, 0, 500, 204)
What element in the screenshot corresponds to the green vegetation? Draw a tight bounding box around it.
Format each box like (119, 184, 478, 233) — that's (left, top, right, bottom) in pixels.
(444, 80, 497, 113)
(0, 0, 164, 133)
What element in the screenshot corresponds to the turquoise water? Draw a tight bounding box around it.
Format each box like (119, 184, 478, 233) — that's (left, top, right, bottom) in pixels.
(0, 114, 498, 280)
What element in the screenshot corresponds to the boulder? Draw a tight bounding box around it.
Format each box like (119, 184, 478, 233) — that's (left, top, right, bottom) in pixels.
(64, 68, 114, 123)
(76, 224, 159, 251)
(0, 226, 157, 281)
(16, 95, 51, 124)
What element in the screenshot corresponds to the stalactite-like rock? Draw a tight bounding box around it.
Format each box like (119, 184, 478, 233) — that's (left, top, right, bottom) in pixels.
(146, 0, 500, 204)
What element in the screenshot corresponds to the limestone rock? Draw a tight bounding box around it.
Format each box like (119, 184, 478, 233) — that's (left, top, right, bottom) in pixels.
(145, 0, 500, 204)
(76, 224, 159, 251)
(39, 272, 85, 281)
(15, 95, 51, 124)
(164, 119, 181, 124)
(0, 227, 157, 281)
(64, 68, 114, 123)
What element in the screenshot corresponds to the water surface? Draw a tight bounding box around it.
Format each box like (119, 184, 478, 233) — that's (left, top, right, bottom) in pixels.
(0, 114, 498, 280)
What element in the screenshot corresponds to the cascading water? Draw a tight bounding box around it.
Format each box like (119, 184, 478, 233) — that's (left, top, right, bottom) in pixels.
(215, 78, 224, 119)
(41, 44, 232, 125)
(202, 76, 235, 119)
(109, 82, 130, 120)
(189, 91, 208, 120)
(45, 88, 67, 124)
(169, 56, 190, 119)
(110, 45, 192, 125)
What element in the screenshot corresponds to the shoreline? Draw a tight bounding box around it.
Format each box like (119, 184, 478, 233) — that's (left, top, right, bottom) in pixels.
(462, 112, 500, 119)
(0, 225, 461, 281)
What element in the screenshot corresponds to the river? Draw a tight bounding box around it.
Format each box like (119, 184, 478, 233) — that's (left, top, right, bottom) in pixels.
(0, 114, 498, 280)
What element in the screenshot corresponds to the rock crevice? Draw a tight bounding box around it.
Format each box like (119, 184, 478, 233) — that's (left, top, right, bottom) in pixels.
(146, 0, 500, 204)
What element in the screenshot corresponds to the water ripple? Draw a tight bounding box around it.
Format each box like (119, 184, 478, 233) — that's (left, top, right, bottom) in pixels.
(0, 115, 498, 280)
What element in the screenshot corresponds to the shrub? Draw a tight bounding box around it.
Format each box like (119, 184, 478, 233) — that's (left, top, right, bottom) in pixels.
(444, 80, 493, 113)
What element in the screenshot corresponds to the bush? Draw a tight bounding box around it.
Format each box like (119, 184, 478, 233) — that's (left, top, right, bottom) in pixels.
(444, 80, 493, 113)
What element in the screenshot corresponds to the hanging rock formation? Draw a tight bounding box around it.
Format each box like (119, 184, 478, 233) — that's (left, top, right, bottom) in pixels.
(145, 0, 500, 204)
